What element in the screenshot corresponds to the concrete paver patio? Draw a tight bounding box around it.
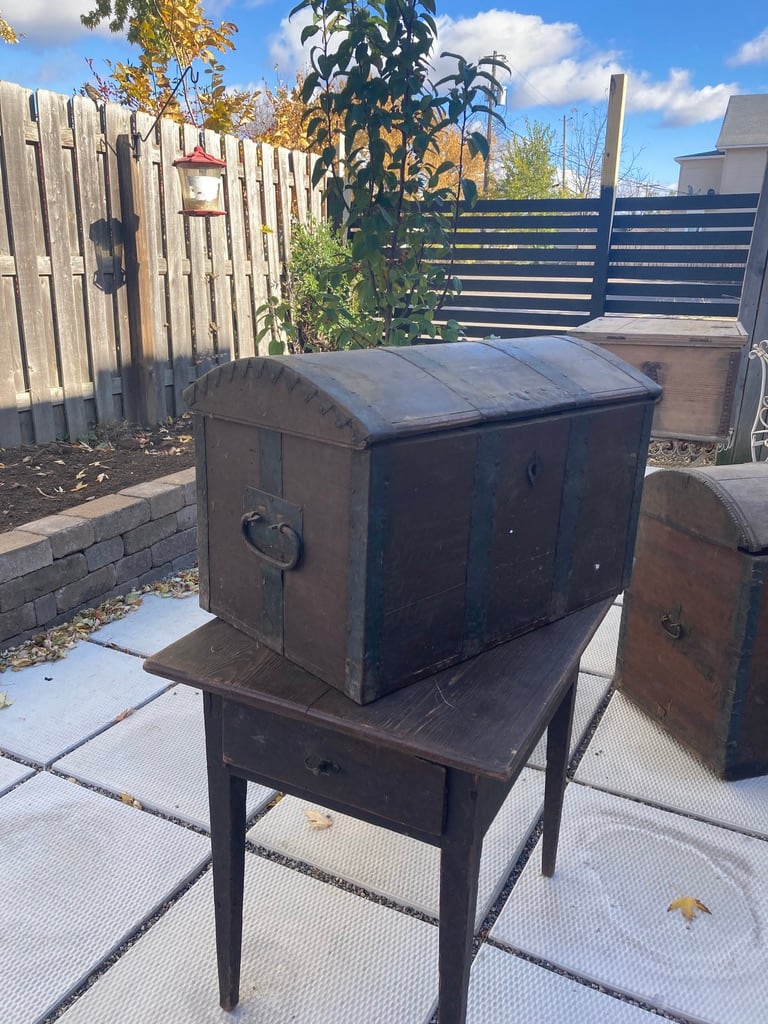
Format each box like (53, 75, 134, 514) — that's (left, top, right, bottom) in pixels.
(1, 588, 766, 1024)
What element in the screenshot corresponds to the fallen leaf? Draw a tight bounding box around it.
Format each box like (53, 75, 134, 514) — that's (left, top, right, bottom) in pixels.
(75, 469, 86, 479)
(96, 472, 109, 483)
(303, 808, 332, 831)
(71, 481, 88, 492)
(120, 792, 142, 810)
(668, 896, 711, 923)
(115, 707, 136, 722)
(0, 691, 13, 709)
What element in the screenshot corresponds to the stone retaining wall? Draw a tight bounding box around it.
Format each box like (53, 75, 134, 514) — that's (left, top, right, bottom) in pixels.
(0, 468, 197, 650)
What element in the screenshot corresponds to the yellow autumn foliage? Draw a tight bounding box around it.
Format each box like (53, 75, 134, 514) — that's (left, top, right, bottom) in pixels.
(1, 12, 18, 43)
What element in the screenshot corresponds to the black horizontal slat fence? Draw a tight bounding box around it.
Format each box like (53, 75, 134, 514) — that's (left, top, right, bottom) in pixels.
(432, 192, 760, 340)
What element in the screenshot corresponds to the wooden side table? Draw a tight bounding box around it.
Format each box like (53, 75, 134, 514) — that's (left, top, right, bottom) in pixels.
(144, 599, 610, 1024)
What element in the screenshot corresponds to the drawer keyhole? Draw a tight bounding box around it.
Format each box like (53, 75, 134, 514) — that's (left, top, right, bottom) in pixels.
(305, 756, 341, 777)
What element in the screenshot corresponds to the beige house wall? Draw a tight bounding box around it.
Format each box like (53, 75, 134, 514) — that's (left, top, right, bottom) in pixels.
(676, 155, 724, 195)
(720, 147, 768, 193)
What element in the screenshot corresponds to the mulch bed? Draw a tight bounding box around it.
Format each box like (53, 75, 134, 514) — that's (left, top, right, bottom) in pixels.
(0, 417, 196, 535)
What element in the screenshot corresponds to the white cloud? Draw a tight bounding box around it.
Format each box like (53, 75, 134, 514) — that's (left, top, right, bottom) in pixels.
(434, 10, 579, 71)
(506, 56, 623, 108)
(3, 0, 113, 44)
(728, 27, 768, 66)
(267, 6, 736, 127)
(629, 70, 736, 125)
(268, 9, 313, 76)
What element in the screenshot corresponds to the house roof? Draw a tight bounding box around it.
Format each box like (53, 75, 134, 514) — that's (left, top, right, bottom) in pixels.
(716, 95, 768, 149)
(675, 149, 724, 163)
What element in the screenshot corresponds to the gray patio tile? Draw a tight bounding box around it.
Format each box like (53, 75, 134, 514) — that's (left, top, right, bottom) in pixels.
(248, 767, 545, 926)
(55, 685, 275, 830)
(0, 641, 169, 766)
(527, 671, 612, 769)
(58, 851, 439, 1024)
(0, 752, 34, 795)
(580, 601, 620, 678)
(492, 782, 768, 1024)
(90, 592, 213, 657)
(574, 691, 768, 837)
(4, 772, 210, 1024)
(466, 944, 661, 1023)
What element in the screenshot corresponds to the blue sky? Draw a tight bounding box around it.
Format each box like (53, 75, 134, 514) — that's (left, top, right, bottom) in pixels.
(2, 1, 768, 189)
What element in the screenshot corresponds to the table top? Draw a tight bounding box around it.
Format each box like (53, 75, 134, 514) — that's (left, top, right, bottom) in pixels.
(144, 600, 611, 782)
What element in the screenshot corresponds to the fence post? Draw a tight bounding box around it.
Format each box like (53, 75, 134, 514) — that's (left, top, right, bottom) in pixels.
(719, 163, 768, 463)
(588, 74, 626, 320)
(116, 132, 166, 426)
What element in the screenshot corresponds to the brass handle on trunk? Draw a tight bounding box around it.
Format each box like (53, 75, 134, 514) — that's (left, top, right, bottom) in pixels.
(240, 511, 302, 570)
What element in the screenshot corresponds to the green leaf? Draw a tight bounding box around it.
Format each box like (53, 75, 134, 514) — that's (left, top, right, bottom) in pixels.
(300, 23, 319, 44)
(461, 177, 478, 205)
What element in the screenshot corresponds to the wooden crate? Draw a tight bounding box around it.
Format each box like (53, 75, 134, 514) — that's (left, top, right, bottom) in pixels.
(568, 316, 747, 443)
(617, 464, 768, 779)
(186, 337, 659, 704)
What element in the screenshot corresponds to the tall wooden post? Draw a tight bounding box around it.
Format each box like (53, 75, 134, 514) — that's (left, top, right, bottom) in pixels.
(116, 132, 167, 426)
(588, 74, 627, 319)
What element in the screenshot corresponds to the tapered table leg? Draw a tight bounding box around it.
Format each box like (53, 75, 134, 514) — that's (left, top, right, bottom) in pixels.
(203, 693, 248, 1010)
(437, 771, 484, 1024)
(541, 668, 578, 877)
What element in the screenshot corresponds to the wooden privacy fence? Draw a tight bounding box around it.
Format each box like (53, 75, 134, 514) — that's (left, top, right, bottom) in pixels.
(0, 80, 324, 448)
(434, 192, 760, 339)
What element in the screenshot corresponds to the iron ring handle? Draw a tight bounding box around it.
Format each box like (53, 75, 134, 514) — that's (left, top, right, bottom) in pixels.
(240, 511, 302, 570)
(660, 613, 683, 640)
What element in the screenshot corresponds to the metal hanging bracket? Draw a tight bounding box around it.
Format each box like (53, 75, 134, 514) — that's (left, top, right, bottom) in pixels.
(131, 64, 199, 159)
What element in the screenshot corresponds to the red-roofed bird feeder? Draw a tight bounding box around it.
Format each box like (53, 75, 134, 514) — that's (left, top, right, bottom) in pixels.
(174, 146, 227, 217)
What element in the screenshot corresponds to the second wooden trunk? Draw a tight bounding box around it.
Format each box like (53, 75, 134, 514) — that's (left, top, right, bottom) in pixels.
(617, 464, 768, 779)
(186, 336, 659, 704)
(569, 316, 746, 443)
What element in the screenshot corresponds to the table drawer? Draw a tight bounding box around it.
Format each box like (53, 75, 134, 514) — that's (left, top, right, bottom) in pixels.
(221, 702, 446, 835)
